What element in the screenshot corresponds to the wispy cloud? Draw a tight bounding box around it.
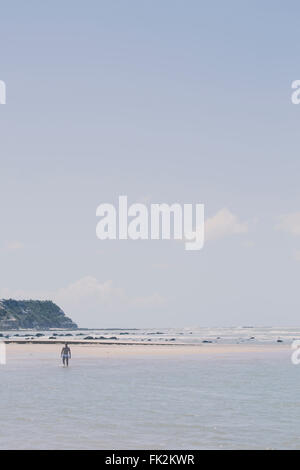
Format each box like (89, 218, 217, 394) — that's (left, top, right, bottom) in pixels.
(205, 208, 248, 241)
(4, 241, 24, 253)
(277, 212, 300, 236)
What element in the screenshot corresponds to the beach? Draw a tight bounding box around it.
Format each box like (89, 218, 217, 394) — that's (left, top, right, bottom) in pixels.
(0, 341, 298, 450)
(5, 341, 291, 358)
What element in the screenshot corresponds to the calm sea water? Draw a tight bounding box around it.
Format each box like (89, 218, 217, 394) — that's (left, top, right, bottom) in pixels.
(0, 344, 299, 449)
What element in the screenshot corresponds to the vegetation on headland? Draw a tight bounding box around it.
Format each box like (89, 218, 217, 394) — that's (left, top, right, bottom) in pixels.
(0, 299, 77, 330)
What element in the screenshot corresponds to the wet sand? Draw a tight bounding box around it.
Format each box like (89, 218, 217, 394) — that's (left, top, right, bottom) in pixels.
(5, 342, 290, 359)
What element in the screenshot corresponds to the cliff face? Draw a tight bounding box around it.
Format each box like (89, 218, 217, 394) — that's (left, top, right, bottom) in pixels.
(0, 299, 77, 330)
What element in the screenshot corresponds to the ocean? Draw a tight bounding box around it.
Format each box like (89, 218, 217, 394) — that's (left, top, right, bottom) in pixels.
(0, 327, 299, 449)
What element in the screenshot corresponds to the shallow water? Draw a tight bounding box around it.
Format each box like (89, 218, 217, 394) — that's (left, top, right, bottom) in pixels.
(0, 347, 299, 449)
(3, 325, 300, 345)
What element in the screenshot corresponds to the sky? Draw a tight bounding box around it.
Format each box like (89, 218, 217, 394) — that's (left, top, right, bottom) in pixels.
(1, 0, 300, 327)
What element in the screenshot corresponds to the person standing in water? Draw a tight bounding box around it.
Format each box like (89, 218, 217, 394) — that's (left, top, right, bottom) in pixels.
(61, 343, 71, 367)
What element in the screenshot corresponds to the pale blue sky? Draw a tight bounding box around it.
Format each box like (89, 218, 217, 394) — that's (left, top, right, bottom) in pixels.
(1, 1, 300, 327)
